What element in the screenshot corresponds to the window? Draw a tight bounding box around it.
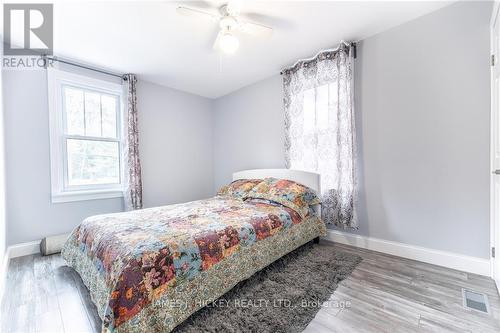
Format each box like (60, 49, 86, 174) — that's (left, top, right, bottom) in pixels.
(48, 69, 124, 203)
(303, 83, 336, 133)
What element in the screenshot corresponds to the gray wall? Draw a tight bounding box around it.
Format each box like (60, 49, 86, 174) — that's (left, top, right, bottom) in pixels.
(213, 75, 285, 191)
(138, 80, 213, 208)
(3, 70, 213, 245)
(212, 1, 492, 258)
(3, 1, 492, 259)
(3, 69, 123, 245)
(0, 40, 5, 262)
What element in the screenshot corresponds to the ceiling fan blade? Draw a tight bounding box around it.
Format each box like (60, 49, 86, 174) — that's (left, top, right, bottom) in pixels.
(212, 30, 223, 51)
(184, 1, 215, 10)
(238, 20, 273, 37)
(241, 12, 295, 30)
(176, 6, 219, 22)
(226, 0, 242, 16)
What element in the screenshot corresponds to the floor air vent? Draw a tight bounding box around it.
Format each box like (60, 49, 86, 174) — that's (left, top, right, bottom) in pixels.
(462, 289, 490, 314)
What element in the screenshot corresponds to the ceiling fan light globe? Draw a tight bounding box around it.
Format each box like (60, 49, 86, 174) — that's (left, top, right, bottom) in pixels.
(219, 32, 239, 54)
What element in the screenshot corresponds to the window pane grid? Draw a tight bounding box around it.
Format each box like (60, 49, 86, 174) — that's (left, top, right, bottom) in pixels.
(63, 134, 120, 143)
(100, 95, 103, 137)
(61, 84, 121, 189)
(83, 90, 87, 135)
(63, 85, 119, 139)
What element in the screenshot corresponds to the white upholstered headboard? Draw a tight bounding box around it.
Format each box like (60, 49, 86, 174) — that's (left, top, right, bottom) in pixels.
(232, 169, 321, 195)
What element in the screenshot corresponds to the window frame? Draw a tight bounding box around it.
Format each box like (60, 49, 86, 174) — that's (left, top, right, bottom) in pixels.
(47, 68, 125, 203)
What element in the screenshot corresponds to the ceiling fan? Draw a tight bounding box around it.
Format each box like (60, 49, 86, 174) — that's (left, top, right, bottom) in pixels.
(176, 1, 273, 55)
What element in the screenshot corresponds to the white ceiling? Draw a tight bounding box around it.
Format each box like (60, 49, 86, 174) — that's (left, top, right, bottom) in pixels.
(49, 1, 453, 98)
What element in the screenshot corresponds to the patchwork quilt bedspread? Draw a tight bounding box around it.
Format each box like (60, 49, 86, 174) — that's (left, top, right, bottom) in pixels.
(62, 196, 326, 332)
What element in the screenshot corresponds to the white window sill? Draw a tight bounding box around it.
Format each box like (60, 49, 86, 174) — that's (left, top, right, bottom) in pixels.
(52, 189, 124, 203)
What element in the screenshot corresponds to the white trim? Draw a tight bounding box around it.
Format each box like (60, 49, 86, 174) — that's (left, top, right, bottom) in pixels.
(7, 240, 41, 258)
(491, 1, 500, 28)
(47, 68, 125, 203)
(491, 1, 500, 292)
(51, 189, 123, 203)
(325, 230, 491, 277)
(0, 249, 9, 305)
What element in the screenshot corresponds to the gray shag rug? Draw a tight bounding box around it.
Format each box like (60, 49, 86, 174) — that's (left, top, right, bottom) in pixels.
(174, 241, 362, 333)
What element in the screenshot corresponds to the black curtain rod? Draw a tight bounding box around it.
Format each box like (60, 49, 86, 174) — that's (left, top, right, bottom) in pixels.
(280, 42, 357, 75)
(43, 55, 127, 80)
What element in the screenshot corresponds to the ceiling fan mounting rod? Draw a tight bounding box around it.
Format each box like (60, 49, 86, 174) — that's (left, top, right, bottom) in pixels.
(220, 15, 238, 30)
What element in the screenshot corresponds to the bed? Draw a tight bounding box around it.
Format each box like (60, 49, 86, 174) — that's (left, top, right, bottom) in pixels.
(62, 169, 326, 333)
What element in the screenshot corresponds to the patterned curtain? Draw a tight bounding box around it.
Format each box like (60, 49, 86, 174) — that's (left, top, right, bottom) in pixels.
(283, 42, 357, 229)
(123, 74, 143, 210)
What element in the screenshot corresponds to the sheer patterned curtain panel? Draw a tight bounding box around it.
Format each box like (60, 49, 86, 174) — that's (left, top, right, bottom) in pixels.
(123, 74, 143, 210)
(283, 42, 357, 229)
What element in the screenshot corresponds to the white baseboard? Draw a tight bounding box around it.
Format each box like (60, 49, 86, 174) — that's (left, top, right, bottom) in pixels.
(0, 250, 9, 303)
(324, 230, 491, 277)
(2, 234, 492, 277)
(8, 240, 40, 258)
(1, 240, 40, 302)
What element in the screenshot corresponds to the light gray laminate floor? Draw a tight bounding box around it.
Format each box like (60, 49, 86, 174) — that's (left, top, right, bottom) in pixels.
(1, 241, 500, 333)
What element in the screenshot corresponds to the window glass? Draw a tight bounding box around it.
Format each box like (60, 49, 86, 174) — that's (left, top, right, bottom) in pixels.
(66, 139, 120, 186)
(84, 91, 102, 137)
(101, 95, 117, 138)
(64, 87, 84, 135)
(316, 84, 329, 130)
(303, 88, 316, 132)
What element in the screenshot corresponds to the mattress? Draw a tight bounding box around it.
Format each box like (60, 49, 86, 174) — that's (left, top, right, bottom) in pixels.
(62, 195, 326, 332)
